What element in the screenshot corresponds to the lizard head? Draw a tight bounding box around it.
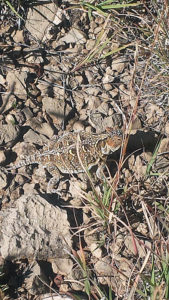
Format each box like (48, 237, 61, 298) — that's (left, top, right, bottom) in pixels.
(101, 129, 123, 154)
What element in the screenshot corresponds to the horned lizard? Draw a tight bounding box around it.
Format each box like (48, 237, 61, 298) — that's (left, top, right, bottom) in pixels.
(6, 129, 122, 192)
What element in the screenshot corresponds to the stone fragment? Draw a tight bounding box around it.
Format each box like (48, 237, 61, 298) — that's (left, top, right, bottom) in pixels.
(26, 118, 54, 138)
(60, 28, 86, 44)
(94, 257, 113, 285)
(73, 121, 85, 132)
(53, 8, 69, 25)
(102, 116, 115, 129)
(97, 102, 109, 115)
(0, 194, 72, 260)
(12, 30, 24, 43)
(0, 74, 6, 85)
(109, 88, 118, 98)
(102, 74, 114, 84)
(104, 83, 112, 91)
(23, 129, 49, 145)
(124, 235, 147, 258)
(165, 122, 169, 135)
(158, 138, 169, 154)
(51, 258, 73, 275)
(111, 58, 125, 73)
(0, 169, 8, 189)
(24, 262, 49, 295)
(84, 70, 94, 84)
(26, 3, 57, 41)
(22, 107, 33, 119)
(88, 112, 104, 132)
(0, 123, 19, 146)
(90, 243, 102, 259)
(6, 69, 27, 98)
(86, 39, 95, 50)
(0, 151, 6, 164)
(42, 97, 72, 125)
(5, 114, 15, 124)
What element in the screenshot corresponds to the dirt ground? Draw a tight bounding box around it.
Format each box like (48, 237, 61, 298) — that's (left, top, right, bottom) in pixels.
(0, 1, 169, 300)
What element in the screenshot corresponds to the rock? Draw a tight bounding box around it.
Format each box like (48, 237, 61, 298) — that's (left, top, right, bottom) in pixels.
(60, 28, 86, 44)
(124, 235, 147, 258)
(25, 3, 57, 41)
(109, 88, 118, 98)
(37, 122, 54, 138)
(26, 118, 54, 138)
(0, 74, 6, 85)
(6, 69, 27, 98)
(42, 97, 72, 126)
(158, 138, 169, 154)
(90, 243, 102, 258)
(24, 262, 49, 295)
(94, 26, 102, 34)
(97, 102, 109, 115)
(51, 258, 73, 275)
(69, 178, 87, 206)
(5, 114, 16, 124)
(73, 91, 86, 111)
(0, 194, 72, 260)
(146, 104, 164, 125)
(132, 117, 142, 130)
(0, 151, 6, 164)
(23, 129, 48, 145)
(13, 141, 37, 159)
(106, 66, 114, 75)
(84, 70, 94, 84)
(102, 116, 115, 130)
(111, 58, 126, 73)
(22, 107, 33, 120)
(73, 121, 85, 132)
(0, 169, 8, 189)
(53, 8, 69, 26)
(85, 95, 101, 110)
(85, 87, 101, 96)
(15, 174, 27, 186)
(1, 94, 17, 113)
(12, 30, 24, 43)
(164, 122, 169, 135)
(75, 75, 83, 84)
(102, 74, 114, 84)
(94, 257, 113, 285)
(88, 112, 104, 132)
(0, 123, 19, 146)
(86, 39, 95, 50)
(104, 83, 112, 91)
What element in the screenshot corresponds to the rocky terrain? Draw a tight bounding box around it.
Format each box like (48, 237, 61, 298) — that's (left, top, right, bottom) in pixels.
(0, 1, 168, 299)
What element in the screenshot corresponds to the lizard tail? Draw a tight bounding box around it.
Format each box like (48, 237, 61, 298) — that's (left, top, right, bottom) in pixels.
(6, 154, 39, 170)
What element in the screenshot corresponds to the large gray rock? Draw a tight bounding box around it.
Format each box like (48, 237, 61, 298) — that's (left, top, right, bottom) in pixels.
(25, 3, 57, 41)
(0, 194, 72, 260)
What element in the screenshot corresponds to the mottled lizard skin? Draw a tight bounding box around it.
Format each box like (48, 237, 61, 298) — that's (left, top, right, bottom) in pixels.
(6, 130, 122, 175)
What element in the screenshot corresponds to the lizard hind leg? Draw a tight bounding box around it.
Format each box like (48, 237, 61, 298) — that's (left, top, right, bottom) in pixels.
(46, 165, 61, 194)
(47, 176, 60, 194)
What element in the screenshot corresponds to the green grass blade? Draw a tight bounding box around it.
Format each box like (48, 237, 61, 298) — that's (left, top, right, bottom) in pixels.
(100, 43, 133, 59)
(5, 0, 24, 20)
(99, 2, 142, 10)
(150, 255, 155, 295)
(81, 2, 107, 16)
(84, 278, 91, 296)
(146, 139, 162, 175)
